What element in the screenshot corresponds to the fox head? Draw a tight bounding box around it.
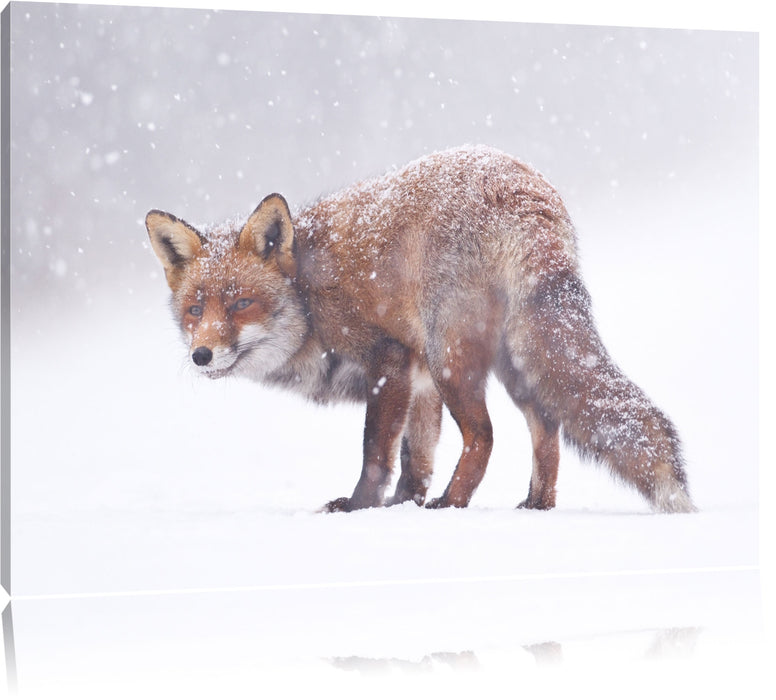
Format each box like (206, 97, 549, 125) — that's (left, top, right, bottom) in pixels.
(146, 193, 308, 380)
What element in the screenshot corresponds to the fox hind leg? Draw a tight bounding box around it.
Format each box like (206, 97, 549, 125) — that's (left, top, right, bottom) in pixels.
(517, 404, 560, 510)
(425, 337, 495, 509)
(495, 353, 560, 510)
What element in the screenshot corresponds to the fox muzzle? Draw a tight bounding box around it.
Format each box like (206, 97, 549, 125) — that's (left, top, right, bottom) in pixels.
(192, 346, 213, 366)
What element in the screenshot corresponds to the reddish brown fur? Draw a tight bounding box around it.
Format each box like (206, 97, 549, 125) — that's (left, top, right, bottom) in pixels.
(146, 146, 695, 514)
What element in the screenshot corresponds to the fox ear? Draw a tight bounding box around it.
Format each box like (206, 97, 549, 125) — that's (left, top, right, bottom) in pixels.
(238, 193, 296, 278)
(145, 210, 203, 281)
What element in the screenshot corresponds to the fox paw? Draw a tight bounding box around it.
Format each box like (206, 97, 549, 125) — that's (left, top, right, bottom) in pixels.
(516, 498, 554, 510)
(425, 497, 450, 509)
(322, 497, 353, 513)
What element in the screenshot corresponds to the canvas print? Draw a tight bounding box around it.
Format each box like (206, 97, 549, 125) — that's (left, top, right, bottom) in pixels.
(0, 2, 762, 695)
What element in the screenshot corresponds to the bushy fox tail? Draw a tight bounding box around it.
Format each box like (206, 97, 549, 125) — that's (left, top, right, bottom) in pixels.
(512, 269, 695, 513)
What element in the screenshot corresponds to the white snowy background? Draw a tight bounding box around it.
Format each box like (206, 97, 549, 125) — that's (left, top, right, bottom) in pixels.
(2, 2, 765, 697)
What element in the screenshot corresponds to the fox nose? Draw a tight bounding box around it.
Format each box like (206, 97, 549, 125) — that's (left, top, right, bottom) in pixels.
(192, 346, 213, 366)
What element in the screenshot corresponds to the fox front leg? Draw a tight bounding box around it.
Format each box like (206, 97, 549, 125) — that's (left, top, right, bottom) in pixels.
(385, 375, 443, 506)
(324, 341, 413, 512)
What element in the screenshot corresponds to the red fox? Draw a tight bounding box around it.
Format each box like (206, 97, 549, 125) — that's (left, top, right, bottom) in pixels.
(146, 145, 695, 514)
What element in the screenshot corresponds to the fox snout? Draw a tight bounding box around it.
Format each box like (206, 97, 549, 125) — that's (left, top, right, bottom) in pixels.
(187, 342, 239, 378)
(192, 346, 213, 366)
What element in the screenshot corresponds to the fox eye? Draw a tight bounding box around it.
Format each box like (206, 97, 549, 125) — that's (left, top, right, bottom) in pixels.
(189, 305, 203, 317)
(233, 298, 253, 311)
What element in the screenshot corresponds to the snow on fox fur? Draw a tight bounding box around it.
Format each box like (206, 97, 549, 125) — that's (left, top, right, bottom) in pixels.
(146, 145, 695, 514)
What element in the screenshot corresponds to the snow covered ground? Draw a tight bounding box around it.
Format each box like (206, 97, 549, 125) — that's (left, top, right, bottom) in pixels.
(3, 3, 766, 697)
(5, 188, 764, 695)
